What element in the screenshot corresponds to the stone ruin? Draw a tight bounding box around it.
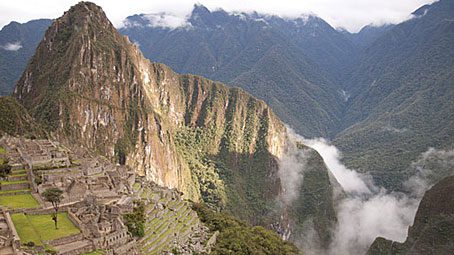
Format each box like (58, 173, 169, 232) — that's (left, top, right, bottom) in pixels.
(0, 135, 215, 255)
(69, 196, 137, 254)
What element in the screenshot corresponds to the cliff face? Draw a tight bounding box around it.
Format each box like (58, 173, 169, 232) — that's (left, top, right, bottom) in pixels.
(13, 1, 286, 220)
(367, 175, 454, 255)
(12, 2, 338, 249)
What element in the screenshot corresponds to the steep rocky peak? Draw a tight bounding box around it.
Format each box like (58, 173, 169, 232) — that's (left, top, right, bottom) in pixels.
(45, 1, 118, 45)
(191, 4, 211, 17)
(188, 4, 231, 28)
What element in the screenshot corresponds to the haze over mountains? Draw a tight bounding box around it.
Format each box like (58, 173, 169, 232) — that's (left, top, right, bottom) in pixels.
(0, 0, 453, 254)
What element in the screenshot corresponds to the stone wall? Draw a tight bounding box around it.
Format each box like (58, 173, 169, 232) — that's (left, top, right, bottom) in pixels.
(113, 240, 136, 255)
(0, 190, 30, 196)
(3, 210, 20, 253)
(0, 182, 29, 191)
(58, 242, 93, 255)
(48, 233, 83, 246)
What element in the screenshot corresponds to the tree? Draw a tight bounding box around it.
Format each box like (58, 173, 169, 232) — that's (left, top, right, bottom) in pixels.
(42, 188, 63, 229)
(0, 159, 11, 178)
(123, 201, 145, 237)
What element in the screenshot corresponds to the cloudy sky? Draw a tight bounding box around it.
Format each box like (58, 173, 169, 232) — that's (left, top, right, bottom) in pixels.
(0, 0, 436, 32)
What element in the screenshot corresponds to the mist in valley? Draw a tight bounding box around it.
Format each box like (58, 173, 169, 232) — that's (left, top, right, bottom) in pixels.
(279, 128, 454, 255)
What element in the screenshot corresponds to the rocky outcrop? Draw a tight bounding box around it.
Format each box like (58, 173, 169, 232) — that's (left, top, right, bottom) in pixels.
(13, 1, 286, 218)
(12, 2, 337, 249)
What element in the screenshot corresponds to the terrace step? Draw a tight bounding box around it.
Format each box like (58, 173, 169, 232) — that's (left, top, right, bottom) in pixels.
(7, 174, 27, 182)
(0, 189, 31, 196)
(0, 181, 30, 191)
(11, 169, 27, 175)
(54, 239, 92, 255)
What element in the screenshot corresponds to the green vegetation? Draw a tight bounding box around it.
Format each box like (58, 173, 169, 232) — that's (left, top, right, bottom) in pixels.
(0, 180, 28, 185)
(11, 213, 43, 245)
(0, 194, 39, 209)
(0, 160, 11, 177)
(0, 146, 5, 154)
(0, 96, 46, 138)
(193, 203, 300, 255)
(123, 201, 145, 237)
(11, 169, 26, 174)
(42, 187, 64, 229)
(174, 126, 227, 209)
(0, 189, 30, 195)
(285, 146, 337, 248)
(11, 212, 80, 245)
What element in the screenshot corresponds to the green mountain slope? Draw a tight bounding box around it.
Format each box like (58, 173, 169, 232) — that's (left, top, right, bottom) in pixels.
(0, 96, 46, 137)
(12, 2, 337, 251)
(0, 19, 52, 95)
(335, 0, 454, 189)
(119, 6, 348, 138)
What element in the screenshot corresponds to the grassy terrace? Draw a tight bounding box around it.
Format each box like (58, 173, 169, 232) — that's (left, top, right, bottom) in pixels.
(0, 180, 28, 185)
(11, 212, 80, 246)
(141, 200, 197, 254)
(0, 194, 39, 209)
(8, 173, 27, 177)
(11, 169, 27, 174)
(0, 189, 31, 195)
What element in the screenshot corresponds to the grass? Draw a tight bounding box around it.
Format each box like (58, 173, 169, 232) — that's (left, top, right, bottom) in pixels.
(0, 194, 39, 209)
(27, 213, 80, 241)
(11, 169, 27, 174)
(11, 212, 80, 246)
(0, 189, 31, 195)
(11, 213, 43, 245)
(0, 180, 28, 185)
(8, 173, 27, 178)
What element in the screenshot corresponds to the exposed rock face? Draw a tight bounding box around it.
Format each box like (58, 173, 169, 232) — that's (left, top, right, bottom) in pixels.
(13, 1, 285, 216)
(367, 175, 454, 255)
(12, 2, 337, 249)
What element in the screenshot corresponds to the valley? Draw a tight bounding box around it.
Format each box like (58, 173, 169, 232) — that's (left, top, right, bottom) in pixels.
(0, 0, 452, 254)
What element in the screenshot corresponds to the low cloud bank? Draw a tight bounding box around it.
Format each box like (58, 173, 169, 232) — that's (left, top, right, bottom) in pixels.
(405, 148, 454, 197)
(1, 41, 22, 51)
(300, 137, 453, 255)
(278, 130, 310, 205)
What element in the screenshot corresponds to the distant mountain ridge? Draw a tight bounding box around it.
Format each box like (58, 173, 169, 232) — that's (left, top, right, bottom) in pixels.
(335, 0, 454, 189)
(1, 0, 453, 193)
(0, 19, 52, 95)
(120, 6, 355, 138)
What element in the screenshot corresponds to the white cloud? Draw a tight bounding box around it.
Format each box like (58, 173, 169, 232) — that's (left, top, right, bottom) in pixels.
(0, 0, 437, 32)
(404, 148, 454, 197)
(301, 137, 448, 255)
(302, 138, 373, 194)
(278, 129, 311, 205)
(1, 41, 22, 51)
(144, 13, 190, 29)
(330, 192, 418, 255)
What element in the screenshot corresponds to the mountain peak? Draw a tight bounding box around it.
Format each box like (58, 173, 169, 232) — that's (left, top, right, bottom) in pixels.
(59, 1, 112, 30)
(192, 4, 211, 15)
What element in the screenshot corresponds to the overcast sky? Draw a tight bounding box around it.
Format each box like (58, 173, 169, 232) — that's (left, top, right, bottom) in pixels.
(0, 0, 437, 32)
